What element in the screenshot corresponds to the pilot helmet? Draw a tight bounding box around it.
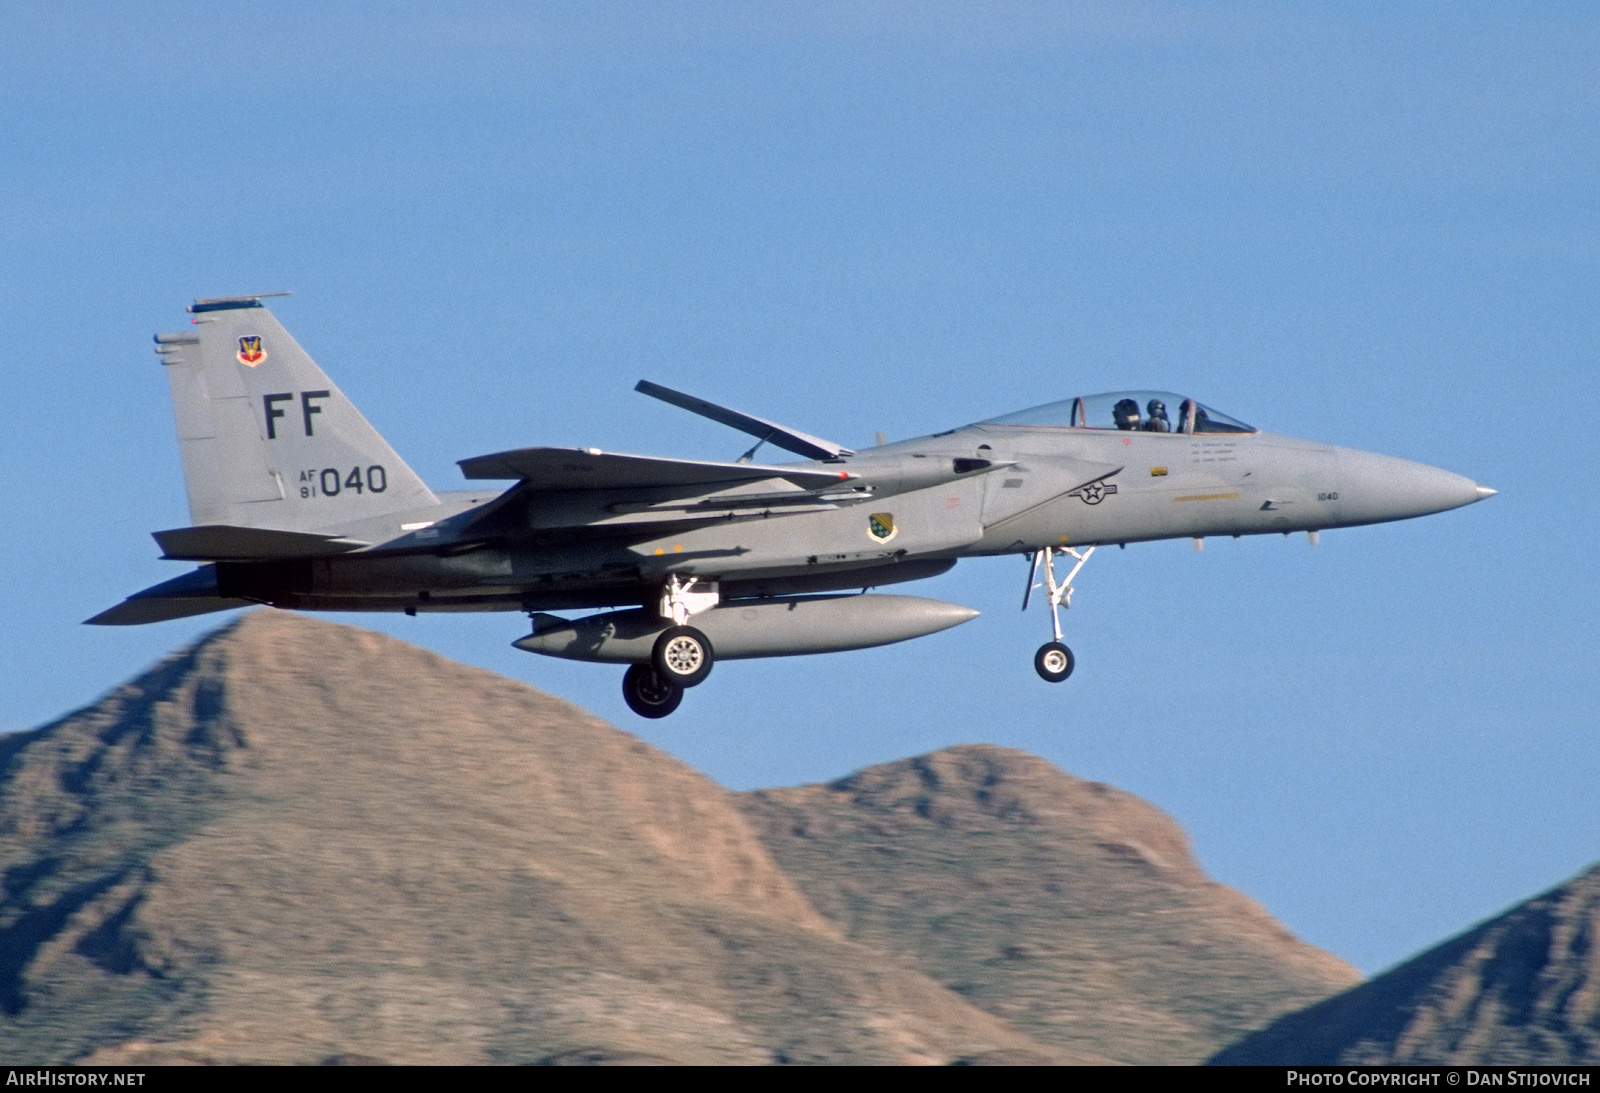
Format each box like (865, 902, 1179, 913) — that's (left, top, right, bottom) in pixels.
(1146, 399, 1167, 420)
(1112, 398, 1140, 429)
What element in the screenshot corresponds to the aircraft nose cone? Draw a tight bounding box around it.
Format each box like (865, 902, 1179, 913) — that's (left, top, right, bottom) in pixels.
(1335, 449, 1490, 525)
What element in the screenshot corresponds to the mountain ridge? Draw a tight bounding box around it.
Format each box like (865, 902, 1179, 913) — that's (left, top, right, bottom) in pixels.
(0, 612, 1060, 1063)
(3, 610, 1354, 1063)
(737, 744, 1357, 1064)
(1211, 862, 1600, 1065)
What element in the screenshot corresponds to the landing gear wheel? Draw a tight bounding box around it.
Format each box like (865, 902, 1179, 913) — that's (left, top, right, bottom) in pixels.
(622, 663, 684, 718)
(1034, 641, 1074, 683)
(652, 625, 714, 688)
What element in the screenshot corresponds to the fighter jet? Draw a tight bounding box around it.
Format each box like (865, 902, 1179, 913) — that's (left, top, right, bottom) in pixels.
(90, 295, 1495, 717)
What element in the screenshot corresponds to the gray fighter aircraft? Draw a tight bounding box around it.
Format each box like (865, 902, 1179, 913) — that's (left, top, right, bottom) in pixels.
(91, 295, 1495, 717)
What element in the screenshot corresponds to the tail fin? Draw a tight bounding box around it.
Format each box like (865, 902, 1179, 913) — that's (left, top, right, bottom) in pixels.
(154, 296, 436, 532)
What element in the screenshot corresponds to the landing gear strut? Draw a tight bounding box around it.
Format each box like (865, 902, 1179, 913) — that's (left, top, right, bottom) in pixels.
(653, 574, 718, 688)
(619, 574, 720, 716)
(1024, 545, 1095, 683)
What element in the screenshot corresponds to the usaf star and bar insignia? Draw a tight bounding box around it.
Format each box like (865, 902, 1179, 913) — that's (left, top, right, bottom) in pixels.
(1067, 473, 1119, 505)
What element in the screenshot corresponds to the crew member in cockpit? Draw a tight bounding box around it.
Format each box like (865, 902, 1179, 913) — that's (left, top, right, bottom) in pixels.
(1113, 398, 1141, 431)
(1143, 399, 1170, 432)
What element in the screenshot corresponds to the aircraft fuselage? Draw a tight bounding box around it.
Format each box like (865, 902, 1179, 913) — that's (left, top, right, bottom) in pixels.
(206, 421, 1486, 615)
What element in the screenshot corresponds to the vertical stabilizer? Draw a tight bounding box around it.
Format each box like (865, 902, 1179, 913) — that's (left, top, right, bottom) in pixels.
(155, 296, 436, 531)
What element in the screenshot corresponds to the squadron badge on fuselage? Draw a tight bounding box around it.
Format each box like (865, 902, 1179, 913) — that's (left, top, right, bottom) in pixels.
(868, 512, 897, 543)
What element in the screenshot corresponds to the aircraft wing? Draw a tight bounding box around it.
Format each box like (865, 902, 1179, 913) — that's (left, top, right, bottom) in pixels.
(634, 381, 855, 460)
(457, 447, 854, 490)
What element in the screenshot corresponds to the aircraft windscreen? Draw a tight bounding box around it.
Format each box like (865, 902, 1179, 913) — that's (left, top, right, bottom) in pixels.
(979, 391, 1255, 434)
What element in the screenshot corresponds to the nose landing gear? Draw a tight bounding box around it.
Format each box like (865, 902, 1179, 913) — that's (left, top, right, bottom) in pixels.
(1024, 545, 1094, 683)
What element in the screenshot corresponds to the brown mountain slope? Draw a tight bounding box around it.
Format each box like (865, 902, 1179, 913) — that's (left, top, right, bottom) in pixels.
(0, 611, 1067, 1065)
(738, 746, 1359, 1065)
(1211, 863, 1600, 1065)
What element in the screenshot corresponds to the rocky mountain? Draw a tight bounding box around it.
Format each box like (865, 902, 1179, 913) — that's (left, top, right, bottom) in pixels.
(738, 747, 1358, 1065)
(1, 611, 1352, 1064)
(1211, 863, 1600, 1065)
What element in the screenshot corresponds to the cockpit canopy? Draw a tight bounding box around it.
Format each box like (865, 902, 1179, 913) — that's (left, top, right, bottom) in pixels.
(979, 391, 1255, 434)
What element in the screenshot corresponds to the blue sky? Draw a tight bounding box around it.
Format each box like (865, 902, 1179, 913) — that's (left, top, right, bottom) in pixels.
(3, 2, 1595, 975)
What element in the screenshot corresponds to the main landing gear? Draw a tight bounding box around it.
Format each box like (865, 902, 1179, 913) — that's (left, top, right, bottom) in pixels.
(1023, 545, 1095, 683)
(652, 625, 714, 687)
(622, 663, 684, 719)
(622, 575, 719, 717)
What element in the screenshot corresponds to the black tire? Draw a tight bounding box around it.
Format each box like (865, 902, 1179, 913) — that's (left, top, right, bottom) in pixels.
(622, 663, 684, 718)
(652, 625, 714, 688)
(1034, 641, 1074, 683)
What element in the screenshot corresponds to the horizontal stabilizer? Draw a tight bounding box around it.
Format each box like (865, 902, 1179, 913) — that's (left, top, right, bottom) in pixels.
(635, 381, 855, 460)
(458, 447, 855, 490)
(86, 596, 253, 626)
(153, 524, 370, 561)
(86, 567, 254, 625)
